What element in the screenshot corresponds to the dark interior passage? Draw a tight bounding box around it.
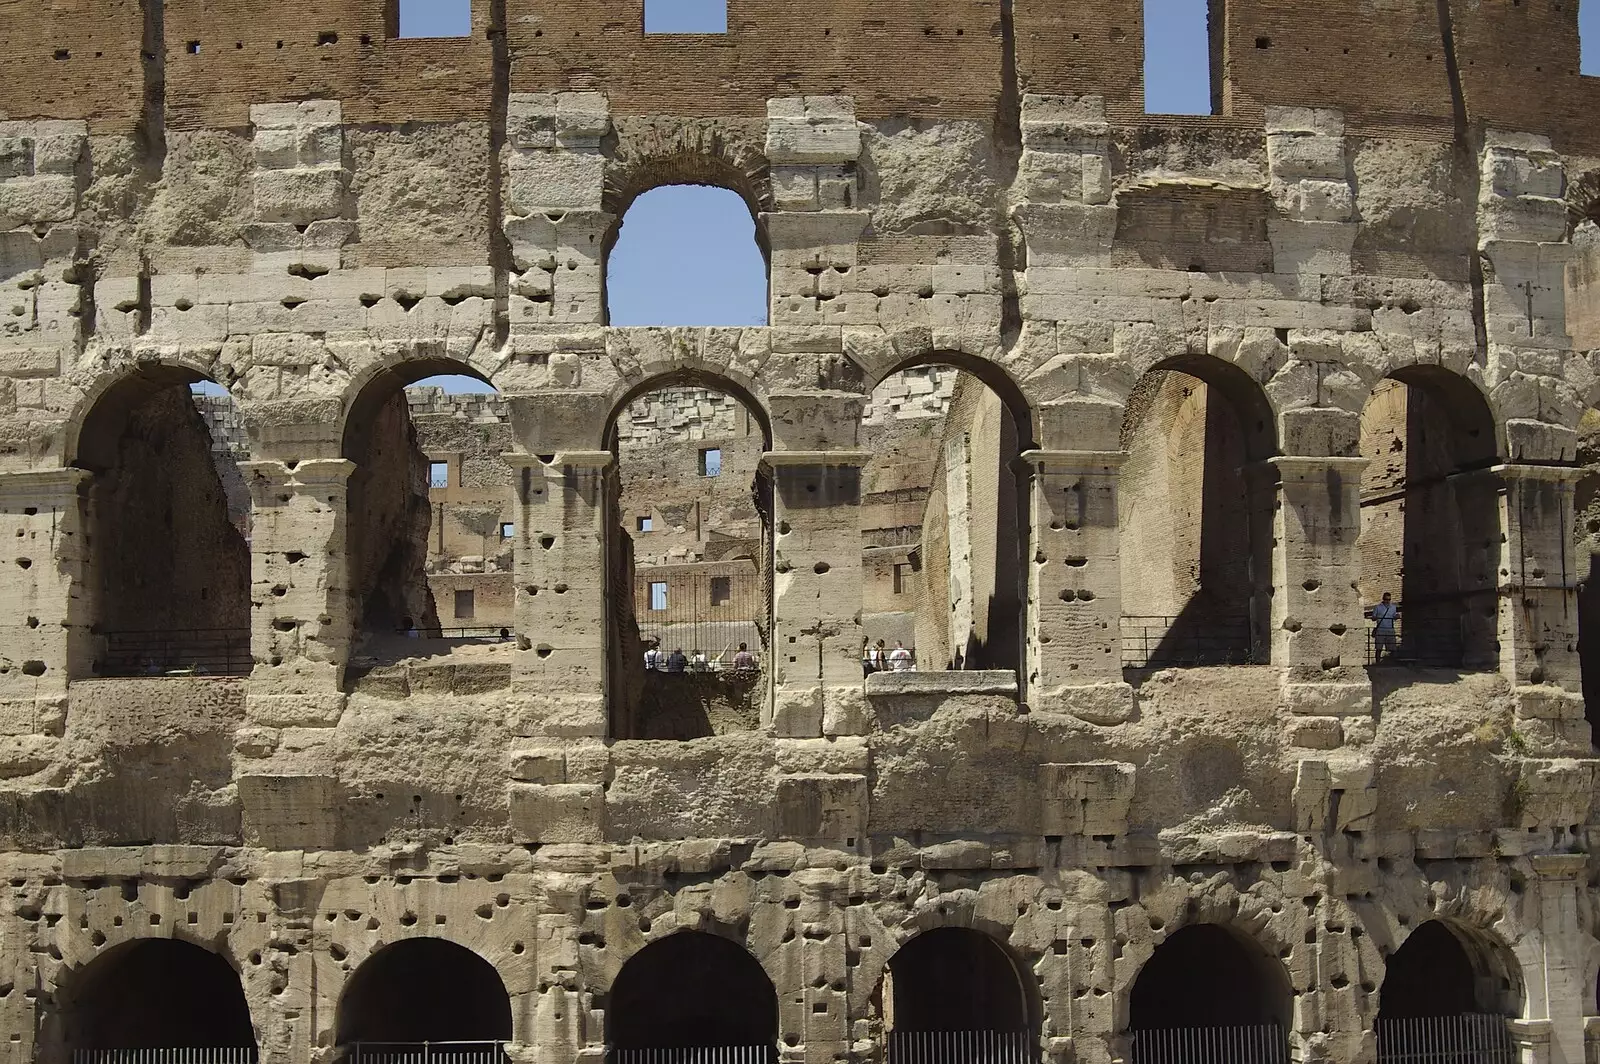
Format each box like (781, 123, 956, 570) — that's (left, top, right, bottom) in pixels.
(62, 939, 255, 1050)
(608, 932, 778, 1048)
(885, 928, 1028, 1032)
(336, 939, 512, 1044)
(1378, 922, 1483, 1019)
(1130, 925, 1289, 1030)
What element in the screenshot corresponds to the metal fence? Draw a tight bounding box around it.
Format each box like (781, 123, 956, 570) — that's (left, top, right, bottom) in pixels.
(72, 1049, 258, 1064)
(95, 628, 253, 677)
(1365, 622, 1465, 668)
(346, 1042, 508, 1064)
(1121, 617, 1254, 669)
(1376, 1014, 1517, 1064)
(609, 1046, 777, 1064)
(636, 564, 766, 673)
(887, 1030, 1035, 1064)
(1130, 1025, 1288, 1064)
(398, 626, 516, 642)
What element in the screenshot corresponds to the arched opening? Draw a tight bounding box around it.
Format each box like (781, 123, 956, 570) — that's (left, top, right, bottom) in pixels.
(336, 939, 512, 1051)
(342, 364, 512, 673)
(1119, 358, 1277, 669)
(1575, 407, 1600, 746)
(874, 928, 1034, 1064)
(606, 374, 773, 739)
(606, 932, 778, 1059)
(72, 367, 252, 678)
(55, 938, 256, 1059)
(1376, 921, 1519, 1064)
(606, 184, 768, 327)
(860, 359, 1033, 674)
(1128, 925, 1290, 1064)
(1357, 369, 1499, 668)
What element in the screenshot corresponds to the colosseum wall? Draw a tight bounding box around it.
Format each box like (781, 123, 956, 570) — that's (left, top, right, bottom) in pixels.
(1, 3, 1600, 1064)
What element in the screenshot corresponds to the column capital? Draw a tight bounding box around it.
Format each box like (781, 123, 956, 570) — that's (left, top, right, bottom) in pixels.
(241, 458, 356, 486)
(1492, 462, 1584, 485)
(1018, 449, 1127, 472)
(503, 450, 615, 471)
(1530, 852, 1589, 879)
(1269, 454, 1368, 475)
(0, 467, 92, 499)
(760, 449, 872, 469)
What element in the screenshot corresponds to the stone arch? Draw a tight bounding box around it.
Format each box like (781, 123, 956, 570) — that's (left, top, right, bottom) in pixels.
(1356, 364, 1501, 668)
(603, 121, 774, 245)
(862, 349, 1040, 452)
(602, 929, 779, 1050)
(1119, 354, 1278, 667)
(45, 937, 257, 1055)
(870, 926, 1037, 1043)
(1126, 922, 1294, 1031)
(67, 361, 252, 679)
(603, 367, 774, 452)
(1376, 918, 1521, 1019)
(334, 937, 513, 1046)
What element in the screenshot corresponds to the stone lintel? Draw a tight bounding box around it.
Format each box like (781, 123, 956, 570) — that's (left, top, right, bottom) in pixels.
(0, 467, 91, 499)
(1018, 449, 1126, 473)
(240, 458, 356, 486)
(1269, 454, 1368, 475)
(760, 449, 873, 468)
(865, 669, 1019, 698)
(1491, 462, 1582, 485)
(503, 450, 614, 471)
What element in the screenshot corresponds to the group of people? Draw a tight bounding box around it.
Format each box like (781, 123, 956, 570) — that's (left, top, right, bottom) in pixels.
(643, 640, 759, 674)
(862, 639, 916, 675)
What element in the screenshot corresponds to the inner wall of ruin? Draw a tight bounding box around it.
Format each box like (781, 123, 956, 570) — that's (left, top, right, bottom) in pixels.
(4, 1, 1600, 1063)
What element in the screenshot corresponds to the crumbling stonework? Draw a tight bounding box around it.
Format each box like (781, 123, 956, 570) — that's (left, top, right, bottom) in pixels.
(4, 6, 1600, 1064)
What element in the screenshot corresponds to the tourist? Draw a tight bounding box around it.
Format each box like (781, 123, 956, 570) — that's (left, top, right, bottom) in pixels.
(889, 641, 914, 671)
(666, 647, 688, 673)
(733, 642, 756, 671)
(644, 642, 661, 671)
(1368, 592, 1399, 661)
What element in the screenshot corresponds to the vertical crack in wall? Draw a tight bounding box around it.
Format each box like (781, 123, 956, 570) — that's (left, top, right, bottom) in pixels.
(1435, 0, 1489, 358)
(487, 0, 512, 351)
(995, 0, 1024, 348)
(138, 0, 166, 170)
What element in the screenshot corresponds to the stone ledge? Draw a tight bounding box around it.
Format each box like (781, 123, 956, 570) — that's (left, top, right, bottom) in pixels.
(865, 669, 1018, 698)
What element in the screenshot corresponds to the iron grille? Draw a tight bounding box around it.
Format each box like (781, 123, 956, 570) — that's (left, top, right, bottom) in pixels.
(1130, 1025, 1288, 1064)
(608, 1047, 777, 1064)
(72, 1049, 258, 1064)
(1365, 621, 1465, 668)
(94, 629, 252, 677)
(347, 1042, 509, 1064)
(397, 626, 515, 641)
(1376, 1014, 1517, 1064)
(1120, 617, 1254, 669)
(887, 1030, 1035, 1064)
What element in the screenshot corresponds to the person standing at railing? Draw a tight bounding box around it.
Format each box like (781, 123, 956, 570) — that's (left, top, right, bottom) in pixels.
(1367, 591, 1399, 661)
(644, 641, 661, 671)
(666, 647, 688, 673)
(889, 641, 914, 671)
(733, 642, 756, 672)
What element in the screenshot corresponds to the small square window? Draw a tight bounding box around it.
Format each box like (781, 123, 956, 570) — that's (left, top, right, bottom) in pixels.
(429, 461, 450, 489)
(637, 515, 654, 533)
(699, 448, 722, 477)
(649, 581, 668, 611)
(398, 0, 472, 38)
(645, 0, 727, 34)
(499, 522, 515, 539)
(454, 589, 475, 619)
(710, 576, 731, 606)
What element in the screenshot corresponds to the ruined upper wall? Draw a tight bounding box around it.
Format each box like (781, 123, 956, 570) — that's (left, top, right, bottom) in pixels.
(9, 0, 1600, 148)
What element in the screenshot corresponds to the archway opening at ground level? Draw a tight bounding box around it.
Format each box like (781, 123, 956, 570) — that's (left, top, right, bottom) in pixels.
(58, 938, 256, 1052)
(336, 938, 512, 1046)
(874, 927, 1034, 1064)
(1357, 369, 1500, 669)
(1574, 406, 1600, 748)
(860, 364, 1029, 674)
(607, 932, 778, 1051)
(1376, 921, 1520, 1064)
(1128, 925, 1290, 1064)
(71, 368, 252, 678)
(605, 377, 773, 740)
(1118, 357, 1276, 669)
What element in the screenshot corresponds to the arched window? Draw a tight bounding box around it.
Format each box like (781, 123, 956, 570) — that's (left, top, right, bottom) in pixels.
(1119, 358, 1276, 668)
(1376, 921, 1519, 1064)
(337, 939, 512, 1051)
(72, 368, 251, 678)
(607, 377, 772, 739)
(606, 932, 778, 1059)
(55, 939, 256, 1060)
(342, 364, 509, 663)
(875, 928, 1033, 1064)
(606, 185, 767, 326)
(1128, 925, 1290, 1064)
(1357, 369, 1499, 668)
(860, 361, 1032, 673)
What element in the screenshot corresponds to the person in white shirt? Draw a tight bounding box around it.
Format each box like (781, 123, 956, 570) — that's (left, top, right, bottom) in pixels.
(889, 641, 914, 671)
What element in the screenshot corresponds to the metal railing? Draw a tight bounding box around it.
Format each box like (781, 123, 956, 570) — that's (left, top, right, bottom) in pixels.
(398, 626, 515, 641)
(1365, 621, 1465, 668)
(1376, 1014, 1517, 1064)
(864, 647, 919, 674)
(1130, 1025, 1288, 1064)
(73, 1049, 258, 1064)
(887, 1030, 1035, 1064)
(94, 629, 253, 678)
(609, 1047, 777, 1064)
(346, 1042, 508, 1064)
(646, 653, 763, 676)
(1121, 617, 1254, 669)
